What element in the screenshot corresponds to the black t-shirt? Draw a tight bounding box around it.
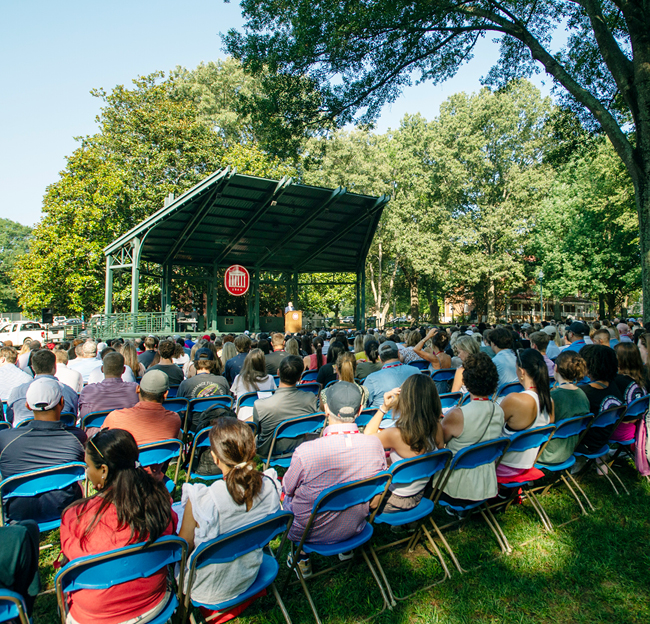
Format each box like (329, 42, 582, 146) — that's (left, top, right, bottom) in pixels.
(613, 373, 645, 405)
(316, 363, 337, 387)
(177, 373, 230, 399)
(138, 350, 156, 369)
(577, 382, 624, 452)
(147, 363, 184, 386)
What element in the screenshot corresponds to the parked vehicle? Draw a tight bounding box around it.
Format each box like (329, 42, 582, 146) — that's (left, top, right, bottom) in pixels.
(0, 321, 64, 344)
(53, 316, 67, 324)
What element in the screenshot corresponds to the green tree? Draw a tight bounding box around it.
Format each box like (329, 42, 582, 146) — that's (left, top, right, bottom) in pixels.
(532, 137, 640, 317)
(13, 71, 293, 317)
(226, 0, 650, 320)
(0, 219, 32, 313)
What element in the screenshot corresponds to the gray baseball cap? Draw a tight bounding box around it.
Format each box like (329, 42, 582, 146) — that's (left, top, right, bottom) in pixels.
(326, 381, 362, 420)
(139, 370, 170, 394)
(378, 340, 399, 358)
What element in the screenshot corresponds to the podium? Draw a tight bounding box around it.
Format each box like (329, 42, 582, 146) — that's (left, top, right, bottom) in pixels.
(284, 310, 302, 333)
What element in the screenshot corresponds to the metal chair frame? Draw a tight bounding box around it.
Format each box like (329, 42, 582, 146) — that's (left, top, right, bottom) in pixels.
(55, 535, 188, 624)
(184, 396, 233, 439)
(368, 449, 454, 604)
(493, 381, 525, 401)
(80, 409, 112, 431)
(0, 589, 30, 624)
(285, 473, 393, 624)
(185, 426, 222, 484)
(138, 439, 184, 491)
(183, 511, 294, 624)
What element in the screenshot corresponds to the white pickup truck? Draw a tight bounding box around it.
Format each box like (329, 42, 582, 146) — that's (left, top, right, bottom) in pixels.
(0, 321, 65, 345)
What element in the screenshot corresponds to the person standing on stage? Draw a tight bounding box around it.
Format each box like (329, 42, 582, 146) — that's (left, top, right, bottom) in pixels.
(284, 301, 295, 314)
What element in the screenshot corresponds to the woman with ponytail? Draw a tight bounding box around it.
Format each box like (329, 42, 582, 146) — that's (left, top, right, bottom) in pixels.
(178, 418, 281, 611)
(496, 349, 554, 479)
(60, 429, 176, 624)
(319, 351, 369, 410)
(304, 335, 325, 371)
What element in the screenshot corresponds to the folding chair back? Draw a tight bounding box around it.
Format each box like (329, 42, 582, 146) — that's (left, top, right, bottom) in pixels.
(162, 398, 189, 416)
(300, 370, 319, 382)
(0, 422, 10, 432)
(167, 385, 180, 398)
(409, 360, 430, 371)
(264, 412, 327, 469)
(590, 403, 627, 431)
(235, 391, 275, 413)
(504, 424, 556, 456)
(325, 380, 337, 389)
(549, 414, 593, 440)
(621, 394, 649, 422)
(15, 418, 33, 428)
(447, 437, 511, 472)
(311, 472, 392, 515)
(439, 392, 463, 412)
(55, 536, 187, 624)
(138, 439, 183, 468)
(0, 590, 29, 624)
(247, 421, 258, 437)
(1, 401, 6, 422)
(495, 382, 524, 399)
(60, 412, 77, 427)
(356, 408, 377, 427)
(387, 449, 452, 490)
(189, 396, 233, 414)
(185, 427, 221, 483)
(296, 382, 321, 396)
(0, 462, 86, 531)
(81, 410, 111, 430)
(431, 368, 455, 394)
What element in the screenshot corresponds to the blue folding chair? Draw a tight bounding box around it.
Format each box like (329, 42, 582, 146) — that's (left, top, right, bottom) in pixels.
(608, 395, 650, 464)
(356, 408, 378, 428)
(138, 439, 184, 493)
(574, 403, 628, 497)
(162, 398, 190, 438)
(494, 382, 524, 400)
(0, 462, 86, 531)
(369, 449, 453, 603)
(186, 396, 233, 434)
(263, 413, 326, 470)
(235, 390, 276, 417)
(166, 385, 180, 398)
(431, 368, 456, 394)
(60, 412, 77, 427)
(296, 382, 321, 397)
(1, 401, 7, 422)
(493, 425, 557, 535)
(184, 511, 294, 623)
(80, 410, 111, 431)
(439, 392, 463, 414)
(0, 590, 29, 624)
(55, 535, 188, 624)
(286, 473, 393, 623)
(0, 422, 10, 432)
(300, 370, 319, 382)
(459, 392, 472, 406)
(535, 414, 595, 516)
(324, 379, 337, 389)
(409, 360, 430, 371)
(432, 437, 511, 571)
(185, 426, 222, 483)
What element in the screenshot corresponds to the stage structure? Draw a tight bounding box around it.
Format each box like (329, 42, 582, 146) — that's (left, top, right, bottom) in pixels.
(99, 167, 389, 336)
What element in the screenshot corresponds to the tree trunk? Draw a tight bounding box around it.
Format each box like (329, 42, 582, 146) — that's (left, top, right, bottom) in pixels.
(487, 279, 496, 324)
(409, 278, 419, 321)
(430, 297, 439, 324)
(637, 175, 650, 326)
(599, 294, 606, 319)
(607, 293, 616, 318)
(553, 300, 561, 322)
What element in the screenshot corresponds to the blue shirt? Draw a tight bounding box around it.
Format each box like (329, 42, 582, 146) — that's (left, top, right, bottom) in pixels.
(6, 374, 79, 426)
(563, 340, 586, 354)
(0, 363, 33, 402)
(224, 352, 248, 385)
(492, 349, 518, 388)
(364, 362, 422, 408)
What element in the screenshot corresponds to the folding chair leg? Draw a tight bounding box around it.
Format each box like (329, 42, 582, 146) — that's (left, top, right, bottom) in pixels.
(524, 488, 554, 532)
(559, 473, 588, 516)
(594, 460, 621, 495)
(565, 472, 596, 512)
(367, 545, 397, 607)
(605, 463, 630, 496)
(428, 518, 465, 574)
(173, 457, 181, 486)
(421, 524, 453, 581)
(269, 582, 292, 624)
(481, 506, 512, 554)
(359, 547, 392, 616)
(294, 563, 323, 624)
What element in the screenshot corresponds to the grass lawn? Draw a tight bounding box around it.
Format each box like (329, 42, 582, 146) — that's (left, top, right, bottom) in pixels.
(34, 459, 650, 624)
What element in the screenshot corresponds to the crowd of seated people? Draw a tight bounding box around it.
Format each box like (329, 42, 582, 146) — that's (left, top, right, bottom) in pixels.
(1, 314, 649, 622)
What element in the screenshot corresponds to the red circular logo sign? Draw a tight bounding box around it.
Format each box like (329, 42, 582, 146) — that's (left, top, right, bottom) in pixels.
(224, 265, 250, 296)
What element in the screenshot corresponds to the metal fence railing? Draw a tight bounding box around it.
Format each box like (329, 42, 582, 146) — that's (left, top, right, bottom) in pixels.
(88, 312, 173, 340)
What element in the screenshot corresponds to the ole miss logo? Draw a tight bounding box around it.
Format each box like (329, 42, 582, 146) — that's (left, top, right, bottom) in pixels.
(224, 265, 250, 296)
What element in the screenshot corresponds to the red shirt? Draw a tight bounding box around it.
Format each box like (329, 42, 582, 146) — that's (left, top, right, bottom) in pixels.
(60, 497, 177, 624)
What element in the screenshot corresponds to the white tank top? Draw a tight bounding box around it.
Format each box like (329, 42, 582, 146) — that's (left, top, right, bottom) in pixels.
(500, 390, 550, 469)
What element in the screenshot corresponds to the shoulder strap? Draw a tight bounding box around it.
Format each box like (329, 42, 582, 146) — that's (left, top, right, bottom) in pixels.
(475, 401, 497, 444)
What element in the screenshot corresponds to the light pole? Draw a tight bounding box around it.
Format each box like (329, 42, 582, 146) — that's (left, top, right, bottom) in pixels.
(538, 269, 544, 322)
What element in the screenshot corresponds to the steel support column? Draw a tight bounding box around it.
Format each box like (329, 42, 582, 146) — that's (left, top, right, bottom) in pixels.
(104, 256, 113, 315)
(130, 237, 141, 316)
(360, 269, 366, 331)
(211, 263, 218, 331)
(253, 270, 261, 333)
(355, 272, 361, 331)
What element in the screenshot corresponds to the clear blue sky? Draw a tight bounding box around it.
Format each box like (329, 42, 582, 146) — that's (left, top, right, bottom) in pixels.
(0, 1, 557, 227)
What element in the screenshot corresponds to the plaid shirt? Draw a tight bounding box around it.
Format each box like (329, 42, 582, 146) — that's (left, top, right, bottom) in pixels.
(283, 423, 386, 544)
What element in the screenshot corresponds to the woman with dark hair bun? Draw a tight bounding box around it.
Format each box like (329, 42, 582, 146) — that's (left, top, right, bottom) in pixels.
(496, 349, 553, 479)
(60, 429, 175, 624)
(538, 351, 590, 464)
(441, 352, 505, 505)
(179, 418, 280, 614)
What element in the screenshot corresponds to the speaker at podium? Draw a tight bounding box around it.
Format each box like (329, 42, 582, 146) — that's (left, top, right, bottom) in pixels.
(284, 310, 302, 333)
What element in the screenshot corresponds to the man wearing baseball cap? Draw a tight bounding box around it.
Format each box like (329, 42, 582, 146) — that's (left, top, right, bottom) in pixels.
(563, 321, 589, 354)
(102, 369, 181, 446)
(0, 378, 86, 524)
(283, 382, 386, 579)
(363, 340, 421, 408)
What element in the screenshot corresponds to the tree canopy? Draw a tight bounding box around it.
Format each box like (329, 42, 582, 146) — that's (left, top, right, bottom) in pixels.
(0, 219, 32, 313)
(226, 0, 650, 321)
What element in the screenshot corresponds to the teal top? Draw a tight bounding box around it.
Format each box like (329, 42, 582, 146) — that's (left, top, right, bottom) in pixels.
(538, 387, 590, 465)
